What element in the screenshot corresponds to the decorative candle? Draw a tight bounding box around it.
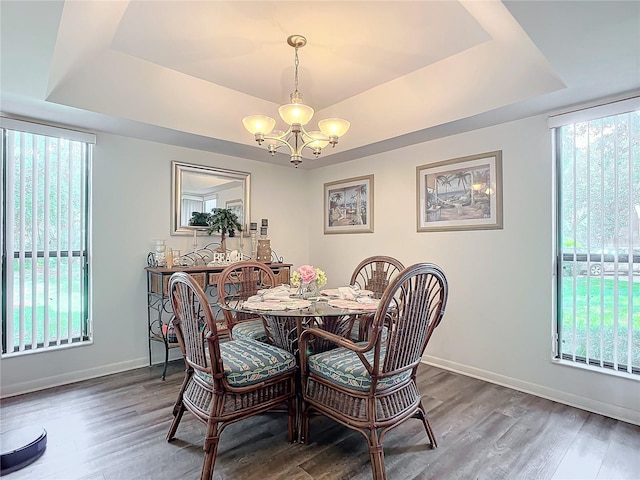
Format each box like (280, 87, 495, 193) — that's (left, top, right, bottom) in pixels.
(250, 222, 257, 232)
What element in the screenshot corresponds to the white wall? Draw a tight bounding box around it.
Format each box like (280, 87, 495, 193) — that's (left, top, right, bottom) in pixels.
(0, 133, 311, 395)
(2, 116, 638, 425)
(309, 115, 640, 425)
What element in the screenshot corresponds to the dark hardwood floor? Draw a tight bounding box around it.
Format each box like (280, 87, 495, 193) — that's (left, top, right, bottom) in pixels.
(1, 362, 638, 480)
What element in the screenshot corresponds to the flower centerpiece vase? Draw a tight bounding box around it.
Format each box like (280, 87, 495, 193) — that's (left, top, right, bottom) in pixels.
(296, 281, 319, 300)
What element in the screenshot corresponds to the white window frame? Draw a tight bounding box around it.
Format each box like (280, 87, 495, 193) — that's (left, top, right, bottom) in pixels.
(1, 117, 95, 356)
(551, 97, 640, 377)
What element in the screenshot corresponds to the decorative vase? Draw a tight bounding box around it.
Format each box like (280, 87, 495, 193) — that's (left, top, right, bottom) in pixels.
(256, 239, 271, 263)
(154, 239, 167, 267)
(296, 281, 319, 299)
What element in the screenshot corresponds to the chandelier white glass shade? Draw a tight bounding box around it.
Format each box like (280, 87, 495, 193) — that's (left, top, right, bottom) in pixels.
(242, 35, 350, 167)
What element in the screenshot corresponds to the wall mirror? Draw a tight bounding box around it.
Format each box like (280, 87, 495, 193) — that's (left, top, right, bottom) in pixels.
(171, 161, 250, 236)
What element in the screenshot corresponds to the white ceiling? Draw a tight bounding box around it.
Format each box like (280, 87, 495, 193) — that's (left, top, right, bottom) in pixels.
(1, 1, 639, 169)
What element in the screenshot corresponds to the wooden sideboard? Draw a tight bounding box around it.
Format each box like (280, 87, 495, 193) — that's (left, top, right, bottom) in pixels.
(145, 263, 292, 379)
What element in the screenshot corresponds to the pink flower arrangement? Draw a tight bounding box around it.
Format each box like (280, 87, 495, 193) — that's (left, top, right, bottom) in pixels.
(298, 265, 317, 283)
(291, 265, 327, 288)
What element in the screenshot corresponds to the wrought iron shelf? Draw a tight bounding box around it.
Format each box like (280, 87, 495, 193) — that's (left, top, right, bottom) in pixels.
(144, 247, 291, 380)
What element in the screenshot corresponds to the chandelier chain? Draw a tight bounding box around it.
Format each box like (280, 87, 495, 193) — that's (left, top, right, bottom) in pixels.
(294, 46, 300, 94)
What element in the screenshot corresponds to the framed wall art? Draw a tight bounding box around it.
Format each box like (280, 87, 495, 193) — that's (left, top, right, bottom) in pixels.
(416, 151, 503, 232)
(324, 175, 374, 234)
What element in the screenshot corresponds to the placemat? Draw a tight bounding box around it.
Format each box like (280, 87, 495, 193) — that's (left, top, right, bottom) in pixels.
(242, 299, 311, 311)
(327, 298, 379, 311)
(321, 288, 373, 298)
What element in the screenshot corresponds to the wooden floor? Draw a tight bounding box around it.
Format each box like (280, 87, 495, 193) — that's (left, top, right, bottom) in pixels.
(1, 362, 639, 480)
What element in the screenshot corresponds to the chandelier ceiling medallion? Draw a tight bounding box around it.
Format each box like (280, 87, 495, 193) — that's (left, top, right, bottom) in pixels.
(242, 35, 350, 167)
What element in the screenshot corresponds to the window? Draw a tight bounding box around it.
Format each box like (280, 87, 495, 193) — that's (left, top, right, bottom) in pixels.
(204, 195, 217, 213)
(553, 98, 639, 375)
(180, 194, 218, 227)
(1, 118, 94, 355)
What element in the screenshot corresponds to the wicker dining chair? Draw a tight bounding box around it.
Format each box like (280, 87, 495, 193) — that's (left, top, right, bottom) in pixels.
(167, 272, 297, 480)
(348, 255, 404, 341)
(299, 263, 448, 480)
(217, 260, 278, 342)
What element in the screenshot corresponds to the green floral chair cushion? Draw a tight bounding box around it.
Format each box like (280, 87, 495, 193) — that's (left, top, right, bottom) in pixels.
(308, 344, 410, 392)
(195, 339, 296, 387)
(232, 319, 268, 343)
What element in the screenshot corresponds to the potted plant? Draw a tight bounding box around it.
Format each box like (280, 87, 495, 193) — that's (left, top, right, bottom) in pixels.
(207, 208, 242, 252)
(188, 211, 210, 227)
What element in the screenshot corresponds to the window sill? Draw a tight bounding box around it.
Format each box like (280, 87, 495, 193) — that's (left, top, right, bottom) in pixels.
(552, 357, 639, 382)
(1, 340, 93, 359)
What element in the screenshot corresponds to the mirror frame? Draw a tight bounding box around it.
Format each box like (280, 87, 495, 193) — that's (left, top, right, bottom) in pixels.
(171, 161, 251, 236)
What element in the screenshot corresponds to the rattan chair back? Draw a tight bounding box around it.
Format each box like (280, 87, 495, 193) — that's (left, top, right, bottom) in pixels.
(349, 255, 404, 298)
(217, 260, 277, 332)
(169, 272, 220, 377)
(347, 256, 404, 341)
(375, 263, 447, 375)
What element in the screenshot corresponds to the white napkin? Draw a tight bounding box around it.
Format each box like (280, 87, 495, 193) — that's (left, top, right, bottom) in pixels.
(337, 286, 358, 300)
(247, 285, 292, 303)
(261, 285, 292, 300)
(327, 298, 379, 311)
(356, 296, 375, 305)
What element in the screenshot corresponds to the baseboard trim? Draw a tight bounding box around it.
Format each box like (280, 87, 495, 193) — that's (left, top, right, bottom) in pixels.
(0, 358, 149, 398)
(421, 355, 640, 426)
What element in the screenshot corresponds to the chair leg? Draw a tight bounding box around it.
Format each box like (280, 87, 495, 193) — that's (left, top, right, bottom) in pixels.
(166, 403, 185, 441)
(287, 397, 296, 443)
(424, 417, 438, 449)
(299, 401, 310, 444)
(166, 374, 190, 441)
(416, 401, 438, 448)
(200, 421, 221, 480)
(367, 429, 387, 480)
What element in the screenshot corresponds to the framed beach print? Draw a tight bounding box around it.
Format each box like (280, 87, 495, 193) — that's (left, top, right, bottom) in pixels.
(225, 199, 244, 229)
(324, 175, 374, 234)
(417, 151, 503, 232)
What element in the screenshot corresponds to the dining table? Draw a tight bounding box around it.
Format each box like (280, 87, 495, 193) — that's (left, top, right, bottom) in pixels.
(219, 285, 380, 357)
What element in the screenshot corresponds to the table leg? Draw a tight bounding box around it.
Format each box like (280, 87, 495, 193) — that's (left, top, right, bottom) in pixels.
(262, 315, 301, 355)
(261, 314, 353, 356)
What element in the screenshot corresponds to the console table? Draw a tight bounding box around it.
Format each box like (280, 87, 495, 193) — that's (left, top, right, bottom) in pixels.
(145, 263, 291, 379)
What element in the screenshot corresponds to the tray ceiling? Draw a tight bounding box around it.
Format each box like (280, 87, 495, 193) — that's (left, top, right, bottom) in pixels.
(1, 1, 638, 168)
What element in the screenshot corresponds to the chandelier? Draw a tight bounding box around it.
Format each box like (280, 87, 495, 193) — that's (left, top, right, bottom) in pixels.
(242, 35, 350, 167)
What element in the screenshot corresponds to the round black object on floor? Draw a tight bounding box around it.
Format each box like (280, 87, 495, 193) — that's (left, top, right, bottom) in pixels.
(0, 426, 47, 475)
